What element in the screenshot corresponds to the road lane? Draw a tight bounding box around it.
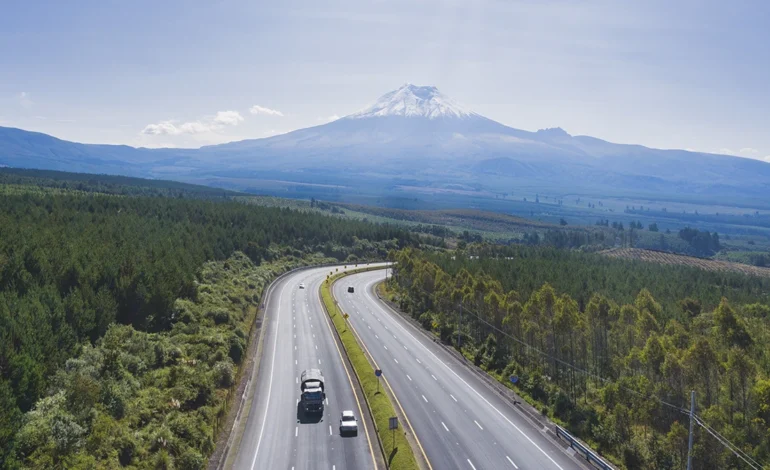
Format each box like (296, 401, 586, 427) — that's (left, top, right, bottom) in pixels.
(232, 265, 377, 470)
(334, 269, 585, 470)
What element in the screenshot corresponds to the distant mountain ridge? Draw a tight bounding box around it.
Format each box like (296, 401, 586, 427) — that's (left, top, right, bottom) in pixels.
(1, 84, 769, 206)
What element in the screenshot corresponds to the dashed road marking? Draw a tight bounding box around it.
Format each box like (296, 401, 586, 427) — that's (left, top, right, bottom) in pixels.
(450, 394, 457, 402)
(422, 395, 428, 403)
(474, 420, 483, 430)
(431, 374, 437, 381)
(506, 456, 518, 469)
(442, 422, 449, 432)
(394, 358, 399, 364)
(295, 427, 298, 437)
(407, 374, 412, 381)
(468, 459, 477, 470)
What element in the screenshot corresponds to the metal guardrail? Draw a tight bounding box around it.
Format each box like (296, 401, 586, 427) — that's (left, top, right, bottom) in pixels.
(555, 425, 613, 470)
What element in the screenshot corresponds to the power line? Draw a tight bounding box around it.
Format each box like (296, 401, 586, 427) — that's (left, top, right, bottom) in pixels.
(391, 276, 764, 468)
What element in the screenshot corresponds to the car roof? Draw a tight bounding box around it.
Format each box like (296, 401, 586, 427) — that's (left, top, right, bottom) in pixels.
(342, 410, 355, 417)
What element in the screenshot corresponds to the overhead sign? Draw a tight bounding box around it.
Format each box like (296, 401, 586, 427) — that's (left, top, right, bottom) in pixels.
(375, 369, 382, 377)
(389, 417, 399, 430)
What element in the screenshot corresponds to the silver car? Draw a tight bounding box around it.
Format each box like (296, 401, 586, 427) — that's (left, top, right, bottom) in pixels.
(339, 410, 358, 436)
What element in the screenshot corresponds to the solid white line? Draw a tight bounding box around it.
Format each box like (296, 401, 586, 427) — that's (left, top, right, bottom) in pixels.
(468, 459, 477, 470)
(249, 279, 287, 470)
(474, 420, 483, 430)
(407, 374, 412, 381)
(442, 422, 449, 432)
(295, 427, 298, 437)
(506, 456, 519, 469)
(431, 374, 437, 381)
(367, 286, 565, 470)
(394, 358, 399, 364)
(450, 394, 457, 402)
(422, 395, 428, 403)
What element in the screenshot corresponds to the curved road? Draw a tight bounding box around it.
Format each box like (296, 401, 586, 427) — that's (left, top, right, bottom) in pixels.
(334, 269, 586, 470)
(232, 265, 380, 470)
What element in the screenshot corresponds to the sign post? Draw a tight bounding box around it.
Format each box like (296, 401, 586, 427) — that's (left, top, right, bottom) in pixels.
(389, 416, 399, 449)
(375, 369, 382, 392)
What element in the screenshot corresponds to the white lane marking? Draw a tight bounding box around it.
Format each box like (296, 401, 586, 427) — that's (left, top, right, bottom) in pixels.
(293, 324, 295, 328)
(313, 334, 315, 338)
(294, 334, 296, 339)
(368, 325, 371, 329)
(431, 374, 437, 381)
(384, 345, 388, 350)
(422, 395, 428, 403)
(295, 360, 297, 365)
(333, 465, 336, 470)
(367, 288, 566, 470)
(506, 456, 519, 469)
(316, 345, 318, 350)
(403, 344, 407, 349)
(416, 358, 421, 364)
(442, 422, 449, 432)
(468, 459, 477, 470)
(375, 334, 379, 339)
(318, 359, 322, 365)
(250, 279, 288, 470)
(450, 394, 457, 402)
(296, 377, 298, 384)
(295, 427, 298, 437)
(394, 358, 399, 364)
(294, 345, 297, 350)
(474, 420, 483, 430)
(329, 425, 332, 436)
(407, 374, 412, 381)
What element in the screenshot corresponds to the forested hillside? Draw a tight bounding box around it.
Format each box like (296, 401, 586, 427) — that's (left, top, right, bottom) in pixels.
(387, 248, 770, 469)
(0, 178, 420, 468)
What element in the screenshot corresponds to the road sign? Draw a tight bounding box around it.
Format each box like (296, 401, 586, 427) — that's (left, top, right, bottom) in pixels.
(375, 369, 382, 377)
(389, 416, 398, 430)
(509, 375, 519, 384)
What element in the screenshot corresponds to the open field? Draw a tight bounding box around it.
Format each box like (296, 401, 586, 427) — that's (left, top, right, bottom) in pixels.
(601, 247, 770, 278)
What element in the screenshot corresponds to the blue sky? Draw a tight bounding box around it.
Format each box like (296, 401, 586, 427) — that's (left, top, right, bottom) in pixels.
(1, 0, 768, 161)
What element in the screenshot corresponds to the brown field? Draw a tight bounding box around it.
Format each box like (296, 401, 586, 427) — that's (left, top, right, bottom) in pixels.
(601, 248, 770, 278)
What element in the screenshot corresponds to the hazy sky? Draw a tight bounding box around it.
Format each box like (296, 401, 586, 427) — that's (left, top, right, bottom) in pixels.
(1, 0, 768, 161)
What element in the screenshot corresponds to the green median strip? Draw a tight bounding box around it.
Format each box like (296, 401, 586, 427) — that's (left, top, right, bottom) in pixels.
(321, 269, 419, 470)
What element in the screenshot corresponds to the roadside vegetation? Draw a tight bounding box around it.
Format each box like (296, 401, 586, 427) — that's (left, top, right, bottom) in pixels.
(321, 271, 419, 470)
(387, 247, 770, 469)
(0, 172, 427, 468)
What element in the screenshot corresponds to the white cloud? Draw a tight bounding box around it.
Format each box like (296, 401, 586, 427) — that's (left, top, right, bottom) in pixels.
(142, 110, 244, 136)
(213, 110, 244, 126)
(317, 114, 340, 122)
(739, 147, 759, 156)
(18, 91, 33, 108)
(762, 155, 770, 163)
(250, 105, 284, 117)
(717, 148, 735, 155)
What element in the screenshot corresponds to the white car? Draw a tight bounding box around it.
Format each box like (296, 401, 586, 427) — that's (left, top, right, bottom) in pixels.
(339, 410, 358, 436)
(299, 283, 305, 289)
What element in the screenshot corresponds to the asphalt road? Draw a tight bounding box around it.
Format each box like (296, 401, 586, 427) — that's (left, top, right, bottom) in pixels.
(232, 265, 378, 470)
(334, 269, 585, 470)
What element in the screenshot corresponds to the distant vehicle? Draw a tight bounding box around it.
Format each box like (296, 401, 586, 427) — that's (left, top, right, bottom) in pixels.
(300, 369, 325, 414)
(347, 286, 355, 293)
(339, 410, 358, 435)
(299, 283, 305, 289)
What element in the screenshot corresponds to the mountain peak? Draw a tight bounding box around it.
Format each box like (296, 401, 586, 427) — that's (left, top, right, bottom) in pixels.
(536, 127, 571, 138)
(347, 84, 475, 120)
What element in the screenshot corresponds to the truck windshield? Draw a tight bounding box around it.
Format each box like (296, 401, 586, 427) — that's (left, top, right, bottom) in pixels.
(304, 391, 322, 400)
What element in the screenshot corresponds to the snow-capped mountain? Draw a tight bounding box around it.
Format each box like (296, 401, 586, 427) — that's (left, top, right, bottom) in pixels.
(347, 84, 477, 120)
(2, 84, 769, 203)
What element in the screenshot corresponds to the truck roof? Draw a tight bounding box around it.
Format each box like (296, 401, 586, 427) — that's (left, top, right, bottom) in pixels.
(301, 369, 325, 391)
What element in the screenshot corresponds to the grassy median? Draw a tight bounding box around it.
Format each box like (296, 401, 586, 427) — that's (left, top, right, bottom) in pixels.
(321, 270, 419, 470)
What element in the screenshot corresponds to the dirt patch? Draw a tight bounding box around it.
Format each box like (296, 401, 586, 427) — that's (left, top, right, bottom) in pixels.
(601, 248, 770, 278)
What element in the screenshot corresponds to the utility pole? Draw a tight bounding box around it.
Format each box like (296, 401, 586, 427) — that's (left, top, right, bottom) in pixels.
(457, 304, 462, 349)
(687, 390, 695, 470)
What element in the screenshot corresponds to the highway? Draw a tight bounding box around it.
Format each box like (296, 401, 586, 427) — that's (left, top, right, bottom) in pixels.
(333, 269, 585, 470)
(231, 265, 378, 470)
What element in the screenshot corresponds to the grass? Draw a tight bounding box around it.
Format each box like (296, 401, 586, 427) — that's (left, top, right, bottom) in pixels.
(321, 270, 419, 470)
